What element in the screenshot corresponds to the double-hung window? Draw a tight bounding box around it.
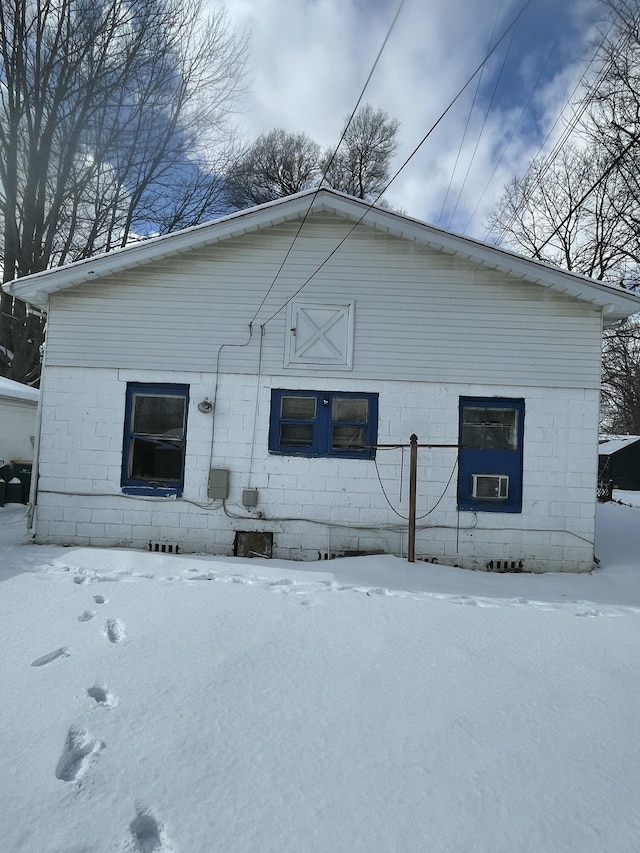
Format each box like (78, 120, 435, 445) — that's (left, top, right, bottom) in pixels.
(121, 383, 189, 496)
(457, 397, 524, 512)
(269, 390, 378, 459)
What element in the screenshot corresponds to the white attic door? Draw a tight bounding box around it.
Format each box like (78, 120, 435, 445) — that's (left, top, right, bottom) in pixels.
(285, 300, 355, 370)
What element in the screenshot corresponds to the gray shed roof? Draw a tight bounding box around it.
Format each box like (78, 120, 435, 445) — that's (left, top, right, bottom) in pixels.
(598, 435, 640, 455)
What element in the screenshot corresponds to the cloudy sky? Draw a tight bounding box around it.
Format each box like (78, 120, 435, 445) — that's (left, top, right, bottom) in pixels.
(218, 0, 603, 239)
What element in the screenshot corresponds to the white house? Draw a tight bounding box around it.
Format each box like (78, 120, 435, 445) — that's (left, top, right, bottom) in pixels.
(7, 189, 640, 571)
(0, 377, 38, 465)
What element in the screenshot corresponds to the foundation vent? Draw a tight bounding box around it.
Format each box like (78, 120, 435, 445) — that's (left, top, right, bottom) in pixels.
(486, 559, 524, 573)
(148, 540, 181, 554)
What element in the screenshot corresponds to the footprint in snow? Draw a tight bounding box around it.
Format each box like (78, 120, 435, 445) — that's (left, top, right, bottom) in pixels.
(78, 610, 95, 622)
(105, 619, 127, 644)
(87, 686, 118, 708)
(31, 647, 70, 667)
(93, 594, 108, 605)
(55, 725, 104, 782)
(129, 806, 172, 853)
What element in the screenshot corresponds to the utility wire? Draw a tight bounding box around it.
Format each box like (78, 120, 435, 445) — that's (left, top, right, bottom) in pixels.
(249, 0, 406, 326)
(534, 129, 640, 255)
(491, 18, 619, 245)
(493, 20, 637, 253)
(464, 39, 555, 234)
(447, 13, 516, 230)
(437, 3, 502, 225)
(261, 0, 535, 326)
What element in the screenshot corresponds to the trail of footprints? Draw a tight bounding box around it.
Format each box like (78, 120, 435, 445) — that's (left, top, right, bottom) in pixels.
(30, 580, 172, 851)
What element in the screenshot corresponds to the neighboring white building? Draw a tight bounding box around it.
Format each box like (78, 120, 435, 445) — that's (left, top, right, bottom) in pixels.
(0, 377, 38, 465)
(7, 189, 640, 571)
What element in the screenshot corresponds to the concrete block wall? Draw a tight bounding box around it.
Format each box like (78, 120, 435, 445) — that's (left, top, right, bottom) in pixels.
(0, 397, 38, 463)
(33, 366, 599, 571)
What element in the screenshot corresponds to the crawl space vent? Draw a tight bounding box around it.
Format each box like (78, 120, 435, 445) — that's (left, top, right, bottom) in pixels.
(148, 540, 180, 554)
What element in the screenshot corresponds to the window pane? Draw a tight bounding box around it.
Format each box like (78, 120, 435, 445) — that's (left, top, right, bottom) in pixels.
(332, 425, 366, 450)
(133, 394, 185, 437)
(130, 436, 183, 481)
(281, 396, 316, 420)
(280, 423, 314, 447)
(332, 397, 368, 423)
(462, 407, 517, 450)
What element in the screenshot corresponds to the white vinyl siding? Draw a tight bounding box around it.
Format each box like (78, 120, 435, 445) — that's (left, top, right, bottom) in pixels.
(44, 213, 603, 389)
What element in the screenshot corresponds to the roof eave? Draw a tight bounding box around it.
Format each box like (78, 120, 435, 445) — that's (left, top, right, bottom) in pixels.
(6, 188, 640, 321)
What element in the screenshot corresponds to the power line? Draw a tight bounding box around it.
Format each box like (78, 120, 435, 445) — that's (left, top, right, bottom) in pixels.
(446, 11, 516, 230)
(379, 0, 535, 195)
(249, 0, 406, 327)
(491, 18, 619, 245)
(534, 129, 640, 256)
(464, 38, 556, 235)
(437, 2, 503, 226)
(261, 0, 535, 327)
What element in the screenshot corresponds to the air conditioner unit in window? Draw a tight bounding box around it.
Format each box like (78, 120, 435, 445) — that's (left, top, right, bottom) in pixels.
(472, 474, 509, 500)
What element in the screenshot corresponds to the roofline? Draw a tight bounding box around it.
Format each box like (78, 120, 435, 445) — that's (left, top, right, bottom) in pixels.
(6, 187, 640, 321)
(0, 392, 39, 404)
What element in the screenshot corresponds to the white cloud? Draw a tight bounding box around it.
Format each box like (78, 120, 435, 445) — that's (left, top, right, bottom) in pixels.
(216, 0, 601, 237)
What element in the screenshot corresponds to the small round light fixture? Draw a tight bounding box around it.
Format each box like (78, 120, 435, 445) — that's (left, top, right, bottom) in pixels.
(197, 398, 213, 414)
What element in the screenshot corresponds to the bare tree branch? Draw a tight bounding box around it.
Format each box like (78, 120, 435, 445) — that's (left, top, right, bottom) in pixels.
(0, 0, 247, 383)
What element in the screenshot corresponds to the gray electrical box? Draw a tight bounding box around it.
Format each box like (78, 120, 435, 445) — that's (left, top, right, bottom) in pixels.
(242, 488, 258, 508)
(208, 468, 230, 500)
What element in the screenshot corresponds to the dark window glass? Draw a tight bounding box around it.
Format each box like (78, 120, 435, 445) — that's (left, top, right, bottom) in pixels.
(280, 423, 314, 447)
(332, 425, 366, 450)
(281, 396, 316, 420)
(332, 397, 368, 423)
(462, 407, 517, 450)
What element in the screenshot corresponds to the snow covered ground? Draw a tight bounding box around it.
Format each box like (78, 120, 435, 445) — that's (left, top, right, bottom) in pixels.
(1, 495, 640, 852)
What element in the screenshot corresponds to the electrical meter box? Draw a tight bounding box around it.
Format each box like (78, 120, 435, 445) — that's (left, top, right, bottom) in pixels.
(208, 468, 230, 500)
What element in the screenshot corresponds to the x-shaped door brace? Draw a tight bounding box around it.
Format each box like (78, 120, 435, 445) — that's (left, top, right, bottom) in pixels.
(293, 308, 344, 360)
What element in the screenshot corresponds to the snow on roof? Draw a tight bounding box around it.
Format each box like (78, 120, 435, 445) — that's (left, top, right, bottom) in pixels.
(0, 377, 39, 403)
(598, 435, 640, 455)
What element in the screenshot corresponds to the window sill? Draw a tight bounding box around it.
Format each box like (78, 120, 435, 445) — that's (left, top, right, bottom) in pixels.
(268, 449, 374, 460)
(121, 485, 182, 498)
(458, 501, 521, 513)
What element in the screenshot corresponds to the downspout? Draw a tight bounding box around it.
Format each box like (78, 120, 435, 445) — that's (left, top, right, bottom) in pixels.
(27, 301, 49, 531)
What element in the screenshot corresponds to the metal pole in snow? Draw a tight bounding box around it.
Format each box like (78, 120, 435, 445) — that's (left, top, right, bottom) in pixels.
(408, 433, 418, 562)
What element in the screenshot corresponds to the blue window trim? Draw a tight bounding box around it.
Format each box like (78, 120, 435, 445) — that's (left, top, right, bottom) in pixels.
(457, 396, 525, 513)
(121, 382, 189, 497)
(269, 389, 378, 459)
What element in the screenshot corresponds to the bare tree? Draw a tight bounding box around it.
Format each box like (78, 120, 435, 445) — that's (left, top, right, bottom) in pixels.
(487, 141, 638, 283)
(0, 0, 246, 383)
(602, 319, 640, 433)
(225, 128, 321, 208)
(321, 104, 399, 200)
(487, 0, 640, 431)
